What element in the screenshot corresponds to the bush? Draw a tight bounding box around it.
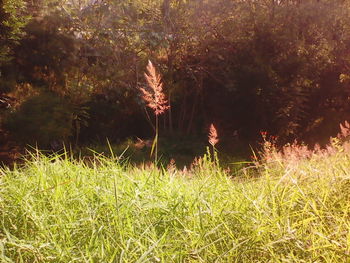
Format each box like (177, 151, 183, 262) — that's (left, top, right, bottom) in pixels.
(79, 97, 150, 143)
(5, 92, 74, 147)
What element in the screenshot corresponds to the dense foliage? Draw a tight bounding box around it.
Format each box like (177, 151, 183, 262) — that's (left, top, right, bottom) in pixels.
(1, 133, 350, 261)
(2, 0, 350, 147)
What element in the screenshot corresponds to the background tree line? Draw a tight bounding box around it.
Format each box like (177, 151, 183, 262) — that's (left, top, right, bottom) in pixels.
(1, 0, 350, 149)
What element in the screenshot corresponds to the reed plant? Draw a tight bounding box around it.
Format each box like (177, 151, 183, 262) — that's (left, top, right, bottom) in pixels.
(1, 128, 350, 261)
(139, 60, 169, 163)
(208, 123, 219, 166)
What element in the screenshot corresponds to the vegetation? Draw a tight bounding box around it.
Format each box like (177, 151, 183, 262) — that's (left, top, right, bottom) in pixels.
(139, 60, 170, 163)
(2, 0, 350, 149)
(1, 2, 350, 261)
(1, 128, 350, 262)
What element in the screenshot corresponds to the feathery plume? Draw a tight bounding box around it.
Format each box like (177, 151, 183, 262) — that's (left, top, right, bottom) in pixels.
(339, 120, 350, 139)
(139, 60, 169, 115)
(208, 124, 219, 146)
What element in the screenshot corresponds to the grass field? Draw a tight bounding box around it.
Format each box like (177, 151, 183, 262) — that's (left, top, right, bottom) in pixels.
(1, 139, 350, 262)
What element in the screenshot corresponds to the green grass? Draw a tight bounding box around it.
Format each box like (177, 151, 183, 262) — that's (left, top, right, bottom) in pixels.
(0, 147, 350, 262)
(77, 135, 248, 169)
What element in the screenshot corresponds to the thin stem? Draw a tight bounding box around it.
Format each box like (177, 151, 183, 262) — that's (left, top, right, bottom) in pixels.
(212, 145, 215, 166)
(155, 114, 159, 164)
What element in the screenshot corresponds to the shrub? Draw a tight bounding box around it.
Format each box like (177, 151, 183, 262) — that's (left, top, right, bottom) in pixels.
(5, 92, 74, 148)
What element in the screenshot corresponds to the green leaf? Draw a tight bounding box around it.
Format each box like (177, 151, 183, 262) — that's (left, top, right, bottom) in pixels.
(150, 133, 158, 158)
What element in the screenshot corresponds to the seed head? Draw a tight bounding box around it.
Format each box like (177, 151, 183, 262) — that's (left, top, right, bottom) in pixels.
(208, 124, 219, 146)
(140, 60, 169, 115)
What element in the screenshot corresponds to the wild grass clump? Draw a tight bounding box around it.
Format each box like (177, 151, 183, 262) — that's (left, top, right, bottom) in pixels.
(1, 128, 350, 261)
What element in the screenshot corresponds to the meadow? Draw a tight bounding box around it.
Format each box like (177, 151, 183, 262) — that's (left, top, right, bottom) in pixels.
(2, 1, 350, 261)
(1, 132, 350, 262)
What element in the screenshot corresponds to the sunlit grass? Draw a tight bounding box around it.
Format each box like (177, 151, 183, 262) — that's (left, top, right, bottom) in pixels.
(0, 147, 349, 262)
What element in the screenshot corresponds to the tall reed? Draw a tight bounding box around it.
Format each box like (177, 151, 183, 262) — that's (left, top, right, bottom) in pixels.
(208, 123, 219, 164)
(139, 60, 169, 162)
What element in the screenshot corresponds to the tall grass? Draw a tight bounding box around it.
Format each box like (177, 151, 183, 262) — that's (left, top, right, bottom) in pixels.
(139, 60, 169, 163)
(1, 136, 350, 262)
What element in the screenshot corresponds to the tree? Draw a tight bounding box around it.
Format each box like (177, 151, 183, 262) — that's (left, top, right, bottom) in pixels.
(0, 0, 28, 66)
